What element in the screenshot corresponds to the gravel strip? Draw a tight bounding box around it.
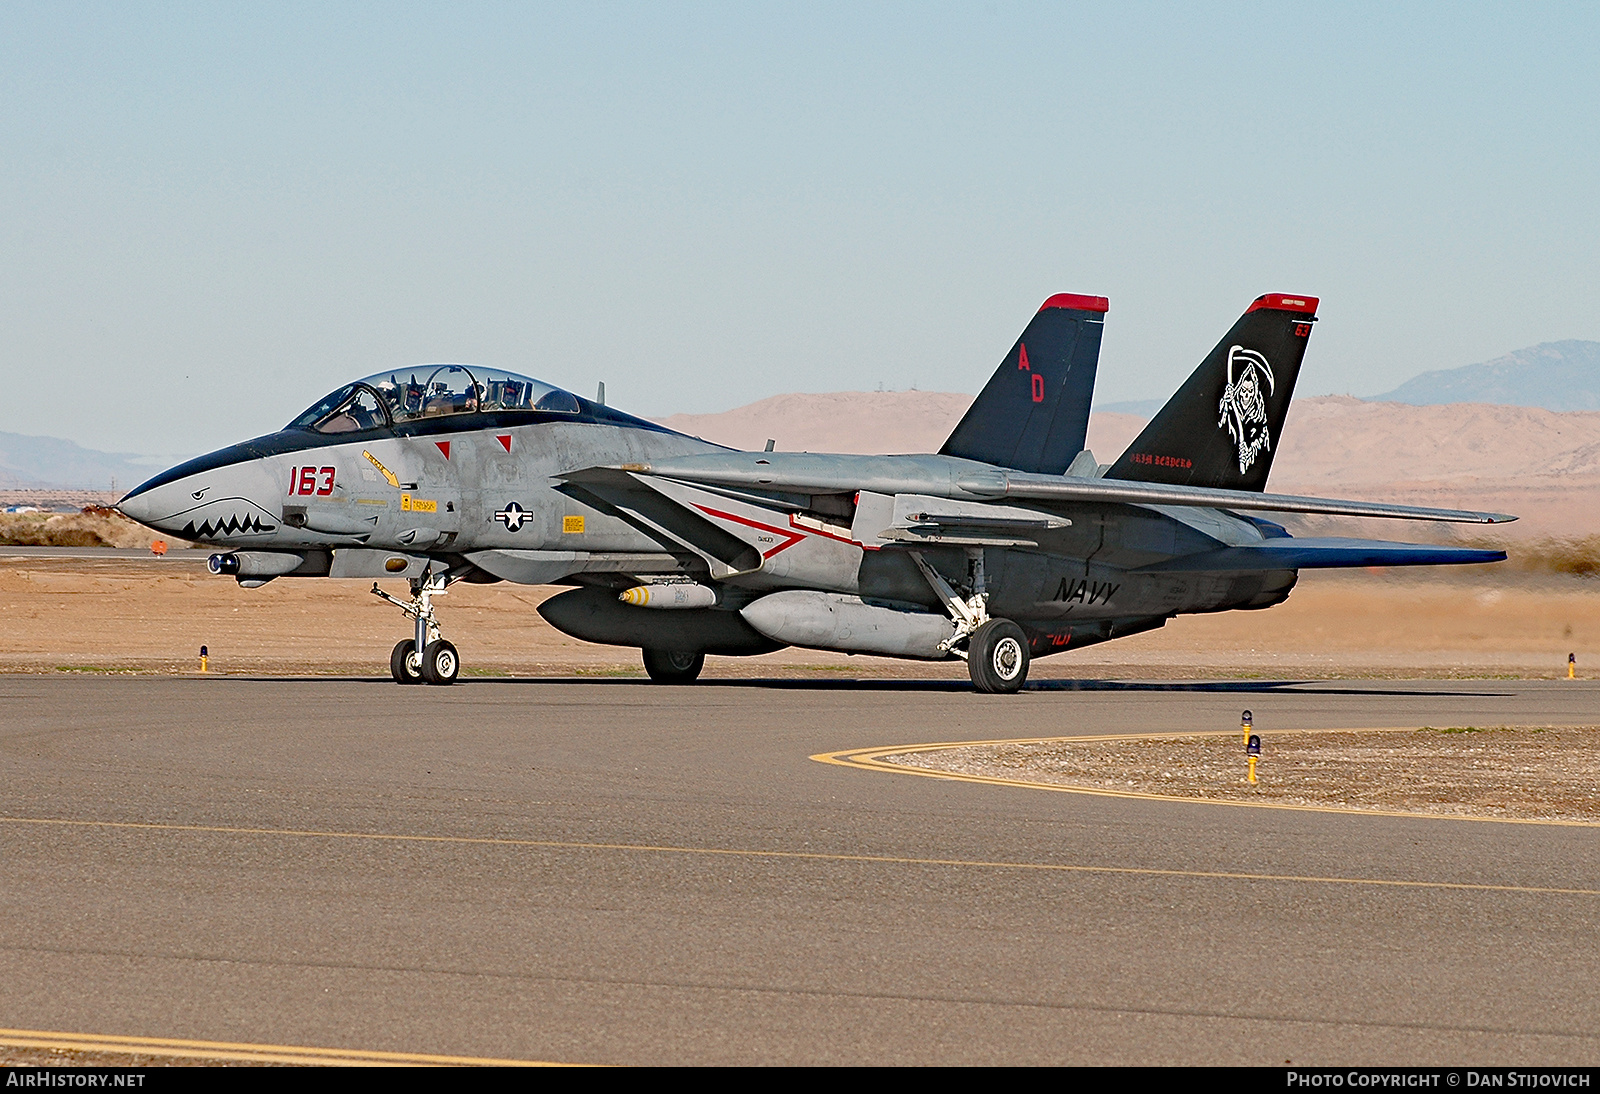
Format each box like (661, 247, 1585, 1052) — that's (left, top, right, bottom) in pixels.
(883, 726, 1600, 823)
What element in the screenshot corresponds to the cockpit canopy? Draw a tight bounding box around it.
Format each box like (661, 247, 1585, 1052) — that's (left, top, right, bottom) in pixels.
(288, 365, 583, 434)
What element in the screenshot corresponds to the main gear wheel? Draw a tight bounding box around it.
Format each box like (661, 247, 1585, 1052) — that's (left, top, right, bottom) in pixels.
(642, 648, 705, 683)
(967, 619, 1029, 694)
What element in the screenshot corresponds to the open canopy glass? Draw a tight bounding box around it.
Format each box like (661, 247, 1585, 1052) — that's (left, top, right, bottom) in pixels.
(287, 365, 582, 434)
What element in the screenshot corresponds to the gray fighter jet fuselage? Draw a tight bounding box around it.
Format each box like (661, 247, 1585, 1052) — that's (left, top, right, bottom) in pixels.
(118, 294, 1512, 691)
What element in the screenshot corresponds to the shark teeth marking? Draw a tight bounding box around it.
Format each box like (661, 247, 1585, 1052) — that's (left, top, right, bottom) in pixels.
(181, 513, 277, 539)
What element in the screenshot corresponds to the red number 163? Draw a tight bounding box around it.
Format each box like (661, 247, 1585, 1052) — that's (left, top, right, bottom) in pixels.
(289, 466, 335, 496)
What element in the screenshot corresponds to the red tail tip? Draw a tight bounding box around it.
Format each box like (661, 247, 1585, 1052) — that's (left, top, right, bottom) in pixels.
(1039, 293, 1109, 314)
(1247, 293, 1319, 315)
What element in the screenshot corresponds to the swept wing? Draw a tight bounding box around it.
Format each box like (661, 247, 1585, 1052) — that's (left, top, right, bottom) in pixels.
(590, 453, 1515, 525)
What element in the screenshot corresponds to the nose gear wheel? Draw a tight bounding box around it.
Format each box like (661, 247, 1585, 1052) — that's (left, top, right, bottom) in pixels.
(390, 639, 424, 684)
(420, 639, 460, 685)
(373, 568, 463, 685)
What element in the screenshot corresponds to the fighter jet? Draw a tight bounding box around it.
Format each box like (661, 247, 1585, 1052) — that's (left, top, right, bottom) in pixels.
(117, 292, 1512, 692)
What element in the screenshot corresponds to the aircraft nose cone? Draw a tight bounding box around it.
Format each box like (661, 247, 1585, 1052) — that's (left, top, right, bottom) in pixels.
(117, 457, 283, 544)
(117, 463, 226, 535)
(115, 488, 156, 525)
(116, 476, 192, 533)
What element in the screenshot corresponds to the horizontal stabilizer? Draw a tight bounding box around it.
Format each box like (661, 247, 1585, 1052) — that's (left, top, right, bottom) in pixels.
(1133, 538, 1507, 572)
(970, 472, 1518, 524)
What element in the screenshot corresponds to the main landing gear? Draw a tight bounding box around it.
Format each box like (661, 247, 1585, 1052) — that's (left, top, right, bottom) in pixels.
(642, 648, 704, 683)
(967, 618, 1029, 693)
(373, 569, 461, 686)
(910, 549, 1031, 694)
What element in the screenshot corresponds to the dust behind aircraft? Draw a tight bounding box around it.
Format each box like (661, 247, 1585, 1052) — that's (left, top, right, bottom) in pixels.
(117, 292, 1510, 691)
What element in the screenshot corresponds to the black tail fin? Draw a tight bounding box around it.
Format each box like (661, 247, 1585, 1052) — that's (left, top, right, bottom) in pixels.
(939, 293, 1108, 474)
(1104, 293, 1318, 491)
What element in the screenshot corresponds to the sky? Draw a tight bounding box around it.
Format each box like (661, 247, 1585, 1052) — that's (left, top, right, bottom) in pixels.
(2, 2, 1597, 456)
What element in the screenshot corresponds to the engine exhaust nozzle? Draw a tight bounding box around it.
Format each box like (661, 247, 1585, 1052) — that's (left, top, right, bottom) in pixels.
(208, 551, 307, 578)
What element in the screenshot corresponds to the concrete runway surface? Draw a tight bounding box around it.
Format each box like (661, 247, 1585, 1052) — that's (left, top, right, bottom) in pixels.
(1, 674, 1597, 1065)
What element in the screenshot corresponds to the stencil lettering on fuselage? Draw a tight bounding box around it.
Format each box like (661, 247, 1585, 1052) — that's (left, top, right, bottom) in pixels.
(1054, 578, 1119, 606)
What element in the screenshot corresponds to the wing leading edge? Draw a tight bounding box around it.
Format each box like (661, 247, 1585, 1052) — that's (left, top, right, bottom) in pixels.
(602, 453, 1517, 525)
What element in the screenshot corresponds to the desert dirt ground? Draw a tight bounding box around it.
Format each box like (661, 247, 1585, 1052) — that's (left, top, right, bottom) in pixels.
(0, 1046, 247, 1068)
(1, 552, 1597, 680)
(882, 726, 1600, 824)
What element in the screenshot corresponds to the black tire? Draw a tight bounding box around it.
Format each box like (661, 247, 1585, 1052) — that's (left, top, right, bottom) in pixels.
(642, 648, 705, 683)
(390, 639, 423, 685)
(968, 619, 1030, 694)
(419, 639, 460, 685)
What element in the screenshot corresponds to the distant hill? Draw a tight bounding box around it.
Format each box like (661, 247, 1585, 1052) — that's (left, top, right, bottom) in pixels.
(1094, 398, 1165, 417)
(655, 391, 1152, 459)
(653, 390, 1600, 537)
(653, 391, 1600, 481)
(657, 391, 976, 455)
(1370, 340, 1600, 411)
(0, 431, 191, 492)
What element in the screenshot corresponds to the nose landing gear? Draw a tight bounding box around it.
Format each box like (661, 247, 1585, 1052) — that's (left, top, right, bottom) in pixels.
(373, 569, 461, 686)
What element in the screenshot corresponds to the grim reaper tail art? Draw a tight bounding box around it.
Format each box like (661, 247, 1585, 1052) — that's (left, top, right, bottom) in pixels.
(1218, 345, 1275, 474)
(1108, 292, 1315, 492)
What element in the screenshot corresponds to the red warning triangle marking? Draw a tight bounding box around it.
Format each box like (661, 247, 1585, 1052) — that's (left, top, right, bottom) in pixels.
(435, 441, 451, 459)
(1017, 343, 1031, 371)
(496, 435, 512, 452)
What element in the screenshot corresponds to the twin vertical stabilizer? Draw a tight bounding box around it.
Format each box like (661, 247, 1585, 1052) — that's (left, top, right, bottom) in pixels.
(941, 291, 1319, 494)
(1105, 294, 1319, 491)
(939, 294, 1109, 475)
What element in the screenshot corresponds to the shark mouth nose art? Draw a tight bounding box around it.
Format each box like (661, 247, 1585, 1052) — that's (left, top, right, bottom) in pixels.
(120, 493, 279, 539)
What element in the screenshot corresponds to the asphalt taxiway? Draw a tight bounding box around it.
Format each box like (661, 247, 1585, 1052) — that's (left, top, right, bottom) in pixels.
(0, 675, 1596, 1065)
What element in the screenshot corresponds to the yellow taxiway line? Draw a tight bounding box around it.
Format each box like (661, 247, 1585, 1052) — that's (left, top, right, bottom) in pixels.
(0, 813, 1595, 897)
(0, 1026, 577, 1066)
(812, 725, 1600, 828)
